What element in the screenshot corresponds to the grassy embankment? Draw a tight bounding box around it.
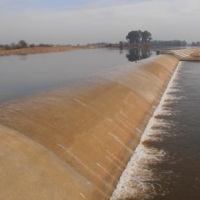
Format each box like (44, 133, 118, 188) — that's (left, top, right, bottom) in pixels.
(0, 45, 99, 56)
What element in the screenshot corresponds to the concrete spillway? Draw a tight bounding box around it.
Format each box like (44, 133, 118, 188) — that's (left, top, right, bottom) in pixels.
(0, 55, 178, 200)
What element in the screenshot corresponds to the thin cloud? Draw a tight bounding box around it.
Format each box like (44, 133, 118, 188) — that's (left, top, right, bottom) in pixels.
(0, 0, 199, 44)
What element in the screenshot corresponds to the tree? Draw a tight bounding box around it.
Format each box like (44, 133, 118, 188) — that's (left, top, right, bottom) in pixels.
(3, 45, 11, 50)
(126, 31, 135, 45)
(141, 31, 152, 45)
(10, 43, 17, 49)
(18, 40, 28, 48)
(135, 31, 141, 45)
(126, 30, 141, 45)
(119, 41, 123, 49)
(126, 30, 152, 46)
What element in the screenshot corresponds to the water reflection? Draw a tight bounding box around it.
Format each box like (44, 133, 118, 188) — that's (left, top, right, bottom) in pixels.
(119, 49, 123, 54)
(126, 48, 152, 62)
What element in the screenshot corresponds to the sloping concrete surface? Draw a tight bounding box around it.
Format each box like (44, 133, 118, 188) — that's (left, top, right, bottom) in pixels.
(0, 55, 178, 200)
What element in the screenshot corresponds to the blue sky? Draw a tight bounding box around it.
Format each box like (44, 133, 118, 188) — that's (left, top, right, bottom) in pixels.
(0, 0, 199, 44)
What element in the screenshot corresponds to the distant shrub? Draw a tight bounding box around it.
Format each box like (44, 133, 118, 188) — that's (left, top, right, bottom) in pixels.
(4, 45, 11, 50)
(29, 44, 36, 48)
(38, 44, 52, 47)
(18, 40, 28, 48)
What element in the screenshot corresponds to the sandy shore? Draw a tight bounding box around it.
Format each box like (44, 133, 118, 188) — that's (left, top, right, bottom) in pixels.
(0, 45, 99, 56)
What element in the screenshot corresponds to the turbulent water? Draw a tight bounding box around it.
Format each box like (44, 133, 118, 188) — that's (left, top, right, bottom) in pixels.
(111, 61, 200, 200)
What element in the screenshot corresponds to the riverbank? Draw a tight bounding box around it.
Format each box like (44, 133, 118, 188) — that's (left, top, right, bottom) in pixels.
(0, 45, 99, 56)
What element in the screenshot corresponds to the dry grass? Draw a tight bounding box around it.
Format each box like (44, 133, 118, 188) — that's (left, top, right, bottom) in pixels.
(0, 45, 99, 56)
(190, 50, 200, 58)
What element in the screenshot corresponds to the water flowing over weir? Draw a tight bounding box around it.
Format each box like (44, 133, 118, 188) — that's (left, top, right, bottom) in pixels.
(110, 62, 181, 200)
(0, 55, 178, 200)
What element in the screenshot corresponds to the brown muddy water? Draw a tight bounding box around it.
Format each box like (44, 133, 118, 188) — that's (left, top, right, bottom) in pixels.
(111, 61, 200, 200)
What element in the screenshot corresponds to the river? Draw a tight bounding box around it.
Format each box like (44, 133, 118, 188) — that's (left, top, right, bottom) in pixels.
(0, 48, 152, 104)
(151, 61, 200, 200)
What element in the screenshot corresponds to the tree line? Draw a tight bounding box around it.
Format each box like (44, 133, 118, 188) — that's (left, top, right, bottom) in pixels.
(0, 40, 54, 50)
(191, 41, 200, 46)
(126, 30, 152, 46)
(151, 40, 187, 47)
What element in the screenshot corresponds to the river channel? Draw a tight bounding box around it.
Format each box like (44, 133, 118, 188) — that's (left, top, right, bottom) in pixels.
(0, 48, 152, 104)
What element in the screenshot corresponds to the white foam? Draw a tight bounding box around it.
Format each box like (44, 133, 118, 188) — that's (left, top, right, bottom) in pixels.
(168, 87, 181, 93)
(110, 62, 181, 200)
(164, 94, 185, 101)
